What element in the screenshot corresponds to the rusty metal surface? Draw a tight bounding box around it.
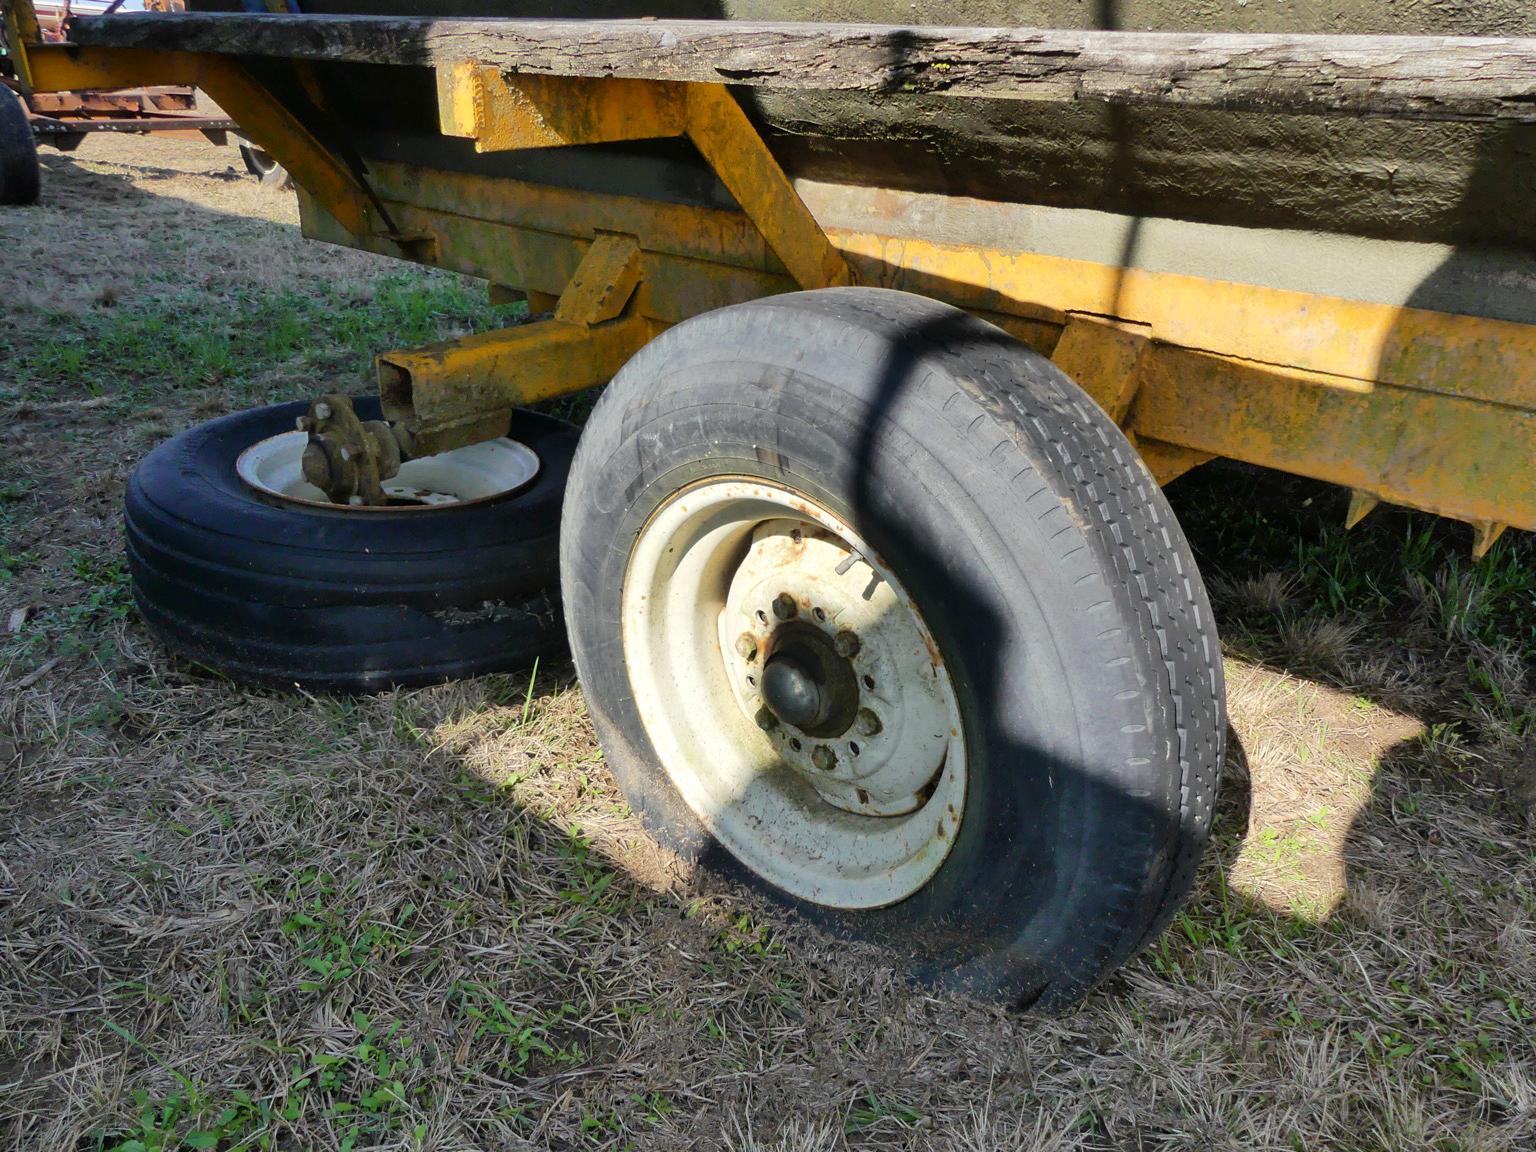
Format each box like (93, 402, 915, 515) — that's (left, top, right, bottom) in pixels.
(295, 394, 406, 506)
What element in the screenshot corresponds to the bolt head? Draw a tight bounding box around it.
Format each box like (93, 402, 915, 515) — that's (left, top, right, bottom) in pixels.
(772, 593, 798, 620)
(754, 706, 779, 732)
(735, 633, 758, 661)
(855, 708, 883, 737)
(811, 744, 836, 772)
(313, 401, 333, 421)
(833, 630, 861, 658)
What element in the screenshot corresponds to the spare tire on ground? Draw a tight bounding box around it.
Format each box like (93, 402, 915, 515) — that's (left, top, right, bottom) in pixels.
(125, 397, 577, 692)
(0, 86, 41, 206)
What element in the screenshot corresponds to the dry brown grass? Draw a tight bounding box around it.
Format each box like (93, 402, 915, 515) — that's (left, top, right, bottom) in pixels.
(2, 134, 1534, 1151)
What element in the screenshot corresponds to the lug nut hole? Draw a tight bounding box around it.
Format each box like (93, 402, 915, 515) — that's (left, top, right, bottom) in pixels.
(862, 674, 875, 689)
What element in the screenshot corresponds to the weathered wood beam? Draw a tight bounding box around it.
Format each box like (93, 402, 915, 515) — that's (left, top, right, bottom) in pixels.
(71, 14, 1536, 123)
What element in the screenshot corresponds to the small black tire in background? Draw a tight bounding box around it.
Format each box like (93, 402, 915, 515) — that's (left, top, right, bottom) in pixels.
(238, 143, 293, 190)
(561, 288, 1225, 1011)
(0, 86, 41, 206)
(125, 398, 577, 692)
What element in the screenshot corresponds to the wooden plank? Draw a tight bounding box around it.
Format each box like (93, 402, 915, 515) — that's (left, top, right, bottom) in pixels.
(70, 14, 1536, 123)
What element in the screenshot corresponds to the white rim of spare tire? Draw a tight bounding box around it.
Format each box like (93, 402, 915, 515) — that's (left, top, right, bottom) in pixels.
(622, 477, 966, 909)
(236, 430, 540, 511)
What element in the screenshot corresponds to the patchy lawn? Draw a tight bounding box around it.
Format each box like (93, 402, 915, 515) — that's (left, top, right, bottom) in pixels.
(1, 134, 1533, 1152)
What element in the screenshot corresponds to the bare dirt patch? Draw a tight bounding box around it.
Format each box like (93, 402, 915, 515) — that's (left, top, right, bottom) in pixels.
(2, 134, 1534, 1151)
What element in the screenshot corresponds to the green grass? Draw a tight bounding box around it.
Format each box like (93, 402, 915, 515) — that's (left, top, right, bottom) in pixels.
(1170, 468, 1536, 649)
(5, 272, 522, 408)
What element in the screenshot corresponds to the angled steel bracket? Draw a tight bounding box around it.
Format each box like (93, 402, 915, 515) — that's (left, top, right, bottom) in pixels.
(436, 65, 852, 291)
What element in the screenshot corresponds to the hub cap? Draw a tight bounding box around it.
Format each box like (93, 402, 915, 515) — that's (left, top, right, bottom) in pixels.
(622, 478, 966, 909)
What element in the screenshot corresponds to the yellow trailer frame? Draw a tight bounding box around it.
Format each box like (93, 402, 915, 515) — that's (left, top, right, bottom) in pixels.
(7, 3, 1533, 556)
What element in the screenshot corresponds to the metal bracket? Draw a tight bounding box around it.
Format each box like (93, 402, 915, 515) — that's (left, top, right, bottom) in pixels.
(1050, 313, 1153, 426)
(375, 232, 657, 458)
(554, 232, 645, 326)
(435, 66, 852, 291)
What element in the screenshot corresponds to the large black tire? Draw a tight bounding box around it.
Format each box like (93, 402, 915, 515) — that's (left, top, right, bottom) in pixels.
(126, 398, 577, 692)
(0, 87, 41, 206)
(561, 288, 1225, 1010)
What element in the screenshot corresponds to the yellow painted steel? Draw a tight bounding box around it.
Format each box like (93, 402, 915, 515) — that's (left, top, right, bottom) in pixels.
(431, 68, 850, 291)
(553, 232, 645, 326)
(1049, 314, 1153, 426)
(296, 164, 1535, 534)
(438, 65, 684, 151)
(683, 85, 852, 291)
(376, 231, 660, 455)
(379, 313, 658, 457)
(2, 0, 42, 89)
(1131, 346, 1534, 533)
(837, 232, 1536, 410)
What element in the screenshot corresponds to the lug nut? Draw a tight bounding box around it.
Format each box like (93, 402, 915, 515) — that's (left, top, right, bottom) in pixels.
(834, 630, 861, 658)
(855, 708, 883, 737)
(313, 401, 333, 421)
(772, 593, 798, 620)
(811, 744, 836, 771)
(735, 633, 758, 661)
(754, 707, 779, 732)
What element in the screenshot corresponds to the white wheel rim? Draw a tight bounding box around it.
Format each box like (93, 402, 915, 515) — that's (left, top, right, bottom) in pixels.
(622, 478, 966, 909)
(236, 430, 539, 511)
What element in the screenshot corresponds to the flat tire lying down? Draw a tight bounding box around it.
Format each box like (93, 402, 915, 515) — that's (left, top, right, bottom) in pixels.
(560, 288, 1226, 1010)
(125, 398, 576, 692)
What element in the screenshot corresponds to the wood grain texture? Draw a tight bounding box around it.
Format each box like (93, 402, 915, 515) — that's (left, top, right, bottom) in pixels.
(71, 14, 1536, 123)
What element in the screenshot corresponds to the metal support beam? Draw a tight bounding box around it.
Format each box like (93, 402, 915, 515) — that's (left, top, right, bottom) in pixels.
(378, 314, 656, 457)
(1133, 346, 1536, 532)
(2, 0, 44, 90)
(20, 45, 376, 239)
(433, 67, 850, 291)
(377, 232, 659, 457)
(1133, 439, 1216, 486)
(553, 232, 644, 326)
(438, 64, 684, 151)
(683, 84, 851, 291)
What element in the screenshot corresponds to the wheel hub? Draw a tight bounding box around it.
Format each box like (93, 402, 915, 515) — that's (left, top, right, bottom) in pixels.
(760, 655, 823, 730)
(721, 519, 957, 817)
(758, 621, 860, 737)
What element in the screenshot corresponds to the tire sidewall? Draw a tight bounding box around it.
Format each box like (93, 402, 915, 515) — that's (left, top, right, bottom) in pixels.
(0, 86, 41, 206)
